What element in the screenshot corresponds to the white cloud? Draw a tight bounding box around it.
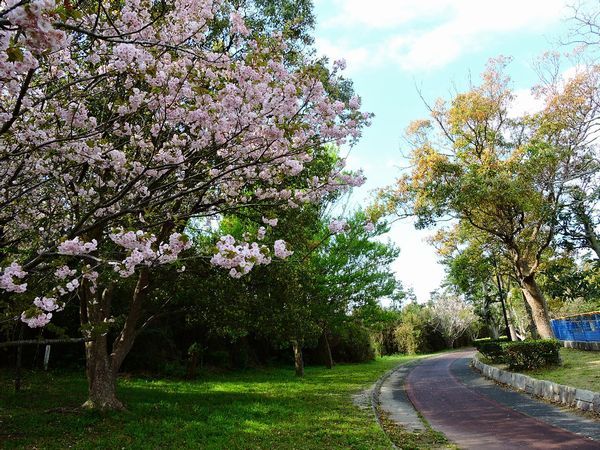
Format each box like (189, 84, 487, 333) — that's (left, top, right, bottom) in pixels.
(322, 0, 452, 30)
(316, 0, 570, 72)
(323, 0, 566, 31)
(509, 88, 545, 118)
(314, 37, 372, 74)
(508, 63, 585, 118)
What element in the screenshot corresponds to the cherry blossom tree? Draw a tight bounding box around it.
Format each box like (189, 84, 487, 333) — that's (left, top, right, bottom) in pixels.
(0, 0, 368, 409)
(430, 291, 477, 348)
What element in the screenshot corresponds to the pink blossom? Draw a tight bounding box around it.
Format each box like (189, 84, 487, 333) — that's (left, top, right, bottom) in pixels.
(1, 0, 371, 326)
(273, 239, 293, 259)
(0, 262, 27, 293)
(55, 265, 76, 279)
(21, 311, 52, 328)
(109, 229, 191, 277)
(257, 226, 267, 240)
(262, 217, 278, 227)
(210, 235, 272, 276)
(328, 219, 347, 234)
(33, 296, 63, 312)
(57, 237, 98, 255)
(230, 11, 250, 37)
(349, 96, 361, 109)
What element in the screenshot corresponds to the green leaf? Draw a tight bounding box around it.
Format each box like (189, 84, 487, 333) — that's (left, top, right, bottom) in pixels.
(6, 47, 24, 63)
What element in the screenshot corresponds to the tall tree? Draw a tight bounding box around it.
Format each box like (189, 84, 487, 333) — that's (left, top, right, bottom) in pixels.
(379, 58, 597, 338)
(310, 211, 402, 367)
(0, 0, 368, 409)
(429, 290, 477, 349)
(432, 225, 511, 339)
(558, 184, 600, 258)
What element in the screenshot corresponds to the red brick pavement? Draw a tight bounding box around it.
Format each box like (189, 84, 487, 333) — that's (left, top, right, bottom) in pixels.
(405, 351, 600, 449)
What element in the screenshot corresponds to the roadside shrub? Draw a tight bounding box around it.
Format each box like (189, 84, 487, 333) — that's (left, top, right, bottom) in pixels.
(394, 322, 422, 355)
(477, 341, 506, 363)
(502, 339, 561, 371)
(331, 323, 375, 363)
(474, 337, 509, 363)
(370, 326, 400, 356)
(473, 336, 509, 350)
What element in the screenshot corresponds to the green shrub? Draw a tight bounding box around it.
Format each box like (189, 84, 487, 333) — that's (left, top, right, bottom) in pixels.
(473, 336, 509, 350)
(206, 350, 230, 367)
(474, 337, 510, 363)
(394, 322, 422, 355)
(502, 339, 561, 371)
(331, 323, 375, 363)
(161, 361, 187, 378)
(478, 341, 506, 363)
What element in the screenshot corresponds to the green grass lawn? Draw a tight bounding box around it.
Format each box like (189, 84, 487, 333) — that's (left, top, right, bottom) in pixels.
(0, 355, 423, 449)
(523, 348, 600, 392)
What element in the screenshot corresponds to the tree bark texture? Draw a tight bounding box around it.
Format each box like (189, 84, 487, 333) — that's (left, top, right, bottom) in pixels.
(520, 275, 554, 339)
(582, 214, 600, 259)
(81, 269, 149, 410)
(508, 323, 519, 341)
(82, 336, 123, 410)
(320, 332, 333, 369)
(292, 340, 304, 377)
(14, 323, 24, 392)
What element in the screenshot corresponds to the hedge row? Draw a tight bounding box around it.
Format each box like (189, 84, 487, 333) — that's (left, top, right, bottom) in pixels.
(476, 338, 561, 370)
(473, 337, 510, 363)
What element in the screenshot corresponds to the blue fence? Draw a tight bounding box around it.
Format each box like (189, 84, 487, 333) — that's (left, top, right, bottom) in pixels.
(551, 312, 600, 342)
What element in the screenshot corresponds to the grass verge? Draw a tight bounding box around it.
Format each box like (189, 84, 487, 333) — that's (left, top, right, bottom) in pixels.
(0, 355, 419, 449)
(483, 348, 600, 392)
(524, 348, 600, 392)
(376, 406, 454, 449)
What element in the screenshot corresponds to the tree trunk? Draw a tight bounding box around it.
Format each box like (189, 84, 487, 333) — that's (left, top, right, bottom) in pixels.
(482, 296, 499, 339)
(187, 352, 199, 379)
(520, 293, 539, 339)
(509, 307, 528, 340)
(499, 295, 511, 340)
(292, 340, 304, 377)
(489, 326, 499, 339)
(573, 197, 600, 259)
(14, 323, 24, 392)
(508, 323, 519, 341)
(80, 270, 148, 410)
(82, 337, 123, 410)
(582, 215, 600, 259)
(493, 268, 512, 341)
(520, 275, 553, 339)
(320, 332, 333, 369)
(111, 270, 149, 371)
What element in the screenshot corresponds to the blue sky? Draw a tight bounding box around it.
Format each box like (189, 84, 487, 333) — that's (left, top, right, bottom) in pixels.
(312, 0, 576, 302)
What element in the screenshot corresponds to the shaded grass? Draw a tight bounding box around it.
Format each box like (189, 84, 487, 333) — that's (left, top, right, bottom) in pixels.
(376, 406, 454, 449)
(0, 355, 419, 449)
(524, 348, 600, 392)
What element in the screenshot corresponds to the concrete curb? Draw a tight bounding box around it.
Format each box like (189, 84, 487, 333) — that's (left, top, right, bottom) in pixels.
(370, 358, 427, 448)
(472, 355, 600, 414)
(562, 340, 600, 351)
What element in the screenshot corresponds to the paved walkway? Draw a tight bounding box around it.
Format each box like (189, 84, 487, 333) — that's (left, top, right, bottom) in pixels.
(401, 350, 600, 449)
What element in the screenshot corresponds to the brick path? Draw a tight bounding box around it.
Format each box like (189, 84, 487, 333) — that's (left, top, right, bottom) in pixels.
(405, 350, 600, 449)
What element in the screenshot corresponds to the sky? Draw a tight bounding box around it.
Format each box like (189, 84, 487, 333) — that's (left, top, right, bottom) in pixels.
(312, 0, 576, 302)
